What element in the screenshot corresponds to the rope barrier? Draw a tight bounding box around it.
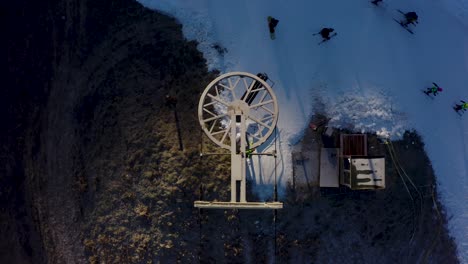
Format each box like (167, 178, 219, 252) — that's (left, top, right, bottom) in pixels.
(385, 141, 417, 245)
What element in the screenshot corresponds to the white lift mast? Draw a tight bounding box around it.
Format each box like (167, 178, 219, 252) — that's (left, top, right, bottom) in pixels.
(195, 72, 283, 210)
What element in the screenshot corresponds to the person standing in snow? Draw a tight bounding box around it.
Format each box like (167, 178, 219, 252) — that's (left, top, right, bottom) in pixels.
(267, 16, 279, 39)
(319, 28, 335, 40)
(403, 12, 418, 26)
(424, 83, 443, 96)
(454, 100, 468, 112)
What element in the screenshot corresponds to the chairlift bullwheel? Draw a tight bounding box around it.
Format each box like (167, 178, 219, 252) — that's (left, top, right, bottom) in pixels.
(198, 72, 279, 150)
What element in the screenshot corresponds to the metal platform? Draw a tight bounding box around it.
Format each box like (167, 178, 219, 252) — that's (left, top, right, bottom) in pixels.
(194, 201, 283, 210)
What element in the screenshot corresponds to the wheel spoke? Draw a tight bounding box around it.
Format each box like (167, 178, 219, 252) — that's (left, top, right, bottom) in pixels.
(207, 93, 229, 107)
(225, 79, 236, 100)
(203, 100, 219, 108)
(218, 82, 230, 91)
(203, 113, 228, 123)
(250, 86, 266, 93)
(242, 78, 249, 94)
(258, 89, 268, 103)
(260, 105, 274, 115)
(209, 119, 218, 133)
(203, 107, 218, 118)
(250, 99, 273, 109)
(249, 133, 262, 141)
(260, 115, 274, 123)
(231, 77, 240, 91)
(212, 128, 227, 136)
(248, 116, 272, 131)
(230, 77, 240, 100)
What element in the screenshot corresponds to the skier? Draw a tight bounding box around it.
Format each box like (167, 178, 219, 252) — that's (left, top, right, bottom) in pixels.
(454, 100, 468, 112)
(371, 0, 383, 5)
(424, 83, 443, 96)
(267, 16, 279, 39)
(402, 11, 418, 27)
(319, 28, 335, 40)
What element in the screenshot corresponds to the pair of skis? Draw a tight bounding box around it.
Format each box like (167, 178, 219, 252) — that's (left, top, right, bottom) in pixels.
(393, 19, 414, 34)
(318, 33, 337, 45)
(393, 9, 417, 34)
(371, 5, 417, 34)
(453, 101, 467, 116)
(371, 7, 418, 34)
(312, 32, 338, 45)
(421, 82, 440, 99)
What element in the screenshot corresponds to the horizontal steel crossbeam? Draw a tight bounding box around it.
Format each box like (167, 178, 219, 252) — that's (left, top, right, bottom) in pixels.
(194, 201, 283, 210)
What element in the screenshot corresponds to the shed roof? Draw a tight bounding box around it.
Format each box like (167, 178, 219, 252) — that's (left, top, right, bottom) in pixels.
(340, 134, 367, 156)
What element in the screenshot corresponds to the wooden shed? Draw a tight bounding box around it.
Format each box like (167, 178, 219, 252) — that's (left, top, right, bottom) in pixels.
(341, 156, 385, 189)
(339, 134, 385, 190)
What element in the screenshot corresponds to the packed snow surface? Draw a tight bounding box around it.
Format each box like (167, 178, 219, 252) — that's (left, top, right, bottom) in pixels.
(136, 0, 468, 261)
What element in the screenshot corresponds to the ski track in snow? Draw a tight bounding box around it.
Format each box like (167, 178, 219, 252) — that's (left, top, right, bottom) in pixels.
(136, 0, 468, 261)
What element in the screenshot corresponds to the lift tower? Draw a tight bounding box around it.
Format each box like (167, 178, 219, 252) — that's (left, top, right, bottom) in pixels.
(195, 72, 283, 209)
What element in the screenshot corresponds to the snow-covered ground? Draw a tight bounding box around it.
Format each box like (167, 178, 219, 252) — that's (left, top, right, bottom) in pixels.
(437, 0, 468, 27)
(137, 0, 468, 261)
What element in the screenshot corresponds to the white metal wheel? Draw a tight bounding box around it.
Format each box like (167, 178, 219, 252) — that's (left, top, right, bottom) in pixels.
(198, 72, 279, 150)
